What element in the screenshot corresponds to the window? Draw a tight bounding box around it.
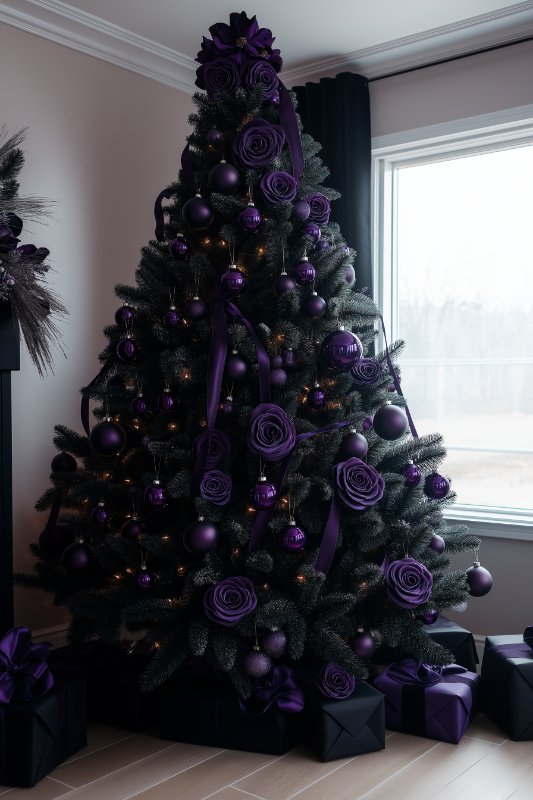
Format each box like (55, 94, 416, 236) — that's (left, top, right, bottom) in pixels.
(373, 109, 533, 532)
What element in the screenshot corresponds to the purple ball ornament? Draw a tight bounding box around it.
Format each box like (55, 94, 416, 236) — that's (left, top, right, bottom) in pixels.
(116, 335, 138, 363)
(419, 609, 440, 625)
(136, 566, 152, 590)
(158, 388, 176, 413)
(187, 296, 206, 321)
(17, 243, 37, 257)
(114, 304, 134, 327)
(183, 517, 218, 555)
(163, 306, 181, 328)
(345, 264, 356, 285)
(293, 256, 315, 286)
(206, 128, 224, 145)
(273, 270, 296, 296)
(62, 539, 92, 573)
(292, 199, 311, 222)
(39, 525, 74, 558)
(251, 476, 277, 510)
(144, 479, 166, 507)
(271, 355, 283, 369)
(221, 264, 246, 296)
(362, 416, 373, 431)
(351, 630, 376, 659)
(315, 239, 331, 253)
(121, 516, 144, 542)
(182, 193, 213, 230)
(301, 222, 321, 241)
(51, 452, 77, 473)
(429, 533, 446, 554)
(303, 291, 326, 320)
(244, 647, 272, 678)
(261, 629, 287, 659)
(307, 383, 326, 409)
(373, 402, 409, 441)
(466, 559, 493, 597)
(131, 394, 149, 416)
(321, 326, 362, 371)
(218, 394, 234, 416)
(424, 472, 450, 500)
(226, 350, 247, 381)
(283, 348, 296, 370)
(208, 159, 240, 194)
(339, 429, 368, 460)
(280, 521, 306, 553)
(91, 501, 110, 525)
(403, 460, 422, 487)
(238, 202, 262, 232)
(169, 234, 189, 260)
(90, 417, 126, 456)
(271, 367, 287, 387)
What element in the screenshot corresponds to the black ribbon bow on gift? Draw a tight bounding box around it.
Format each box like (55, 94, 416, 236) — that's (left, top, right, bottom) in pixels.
(0, 626, 54, 704)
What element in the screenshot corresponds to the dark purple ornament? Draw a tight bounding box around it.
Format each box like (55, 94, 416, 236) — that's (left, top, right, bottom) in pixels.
(429, 533, 446, 554)
(169, 235, 189, 259)
(183, 517, 218, 555)
(35, 247, 50, 262)
(251, 477, 277, 510)
(131, 394, 149, 416)
(226, 351, 247, 381)
(302, 222, 321, 241)
(238, 203, 262, 232)
(91, 502, 109, 525)
(187, 296, 206, 320)
(244, 647, 272, 678)
(158, 389, 176, 412)
(424, 472, 450, 500)
(307, 383, 326, 409)
(292, 199, 311, 222)
(351, 630, 375, 658)
(271, 368, 287, 387)
(403, 461, 422, 487)
(209, 160, 240, 193)
(362, 416, 373, 431)
(121, 517, 144, 541)
(466, 561, 493, 597)
(114, 304, 134, 327)
(136, 567, 152, 590)
(261, 629, 287, 659)
(163, 307, 181, 328)
(373, 403, 408, 441)
(62, 540, 92, 572)
(116, 336, 138, 363)
(221, 265, 246, 296)
(303, 291, 326, 320)
(144, 480, 166, 507)
(283, 349, 296, 369)
(315, 239, 331, 253)
(280, 522, 306, 553)
(273, 271, 296, 296)
(51, 452, 77, 473)
(206, 128, 223, 145)
(90, 418, 126, 456)
(293, 256, 315, 286)
(218, 395, 234, 415)
(321, 328, 362, 371)
(39, 525, 74, 557)
(419, 609, 440, 625)
(339, 430, 368, 460)
(271, 355, 283, 369)
(345, 264, 356, 285)
(182, 194, 213, 230)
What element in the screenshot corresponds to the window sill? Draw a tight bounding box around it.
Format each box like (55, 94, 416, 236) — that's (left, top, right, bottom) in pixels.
(445, 505, 533, 541)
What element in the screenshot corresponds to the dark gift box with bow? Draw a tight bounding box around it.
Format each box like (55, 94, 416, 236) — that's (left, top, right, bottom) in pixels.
(373, 658, 479, 744)
(480, 628, 533, 741)
(423, 615, 479, 672)
(0, 627, 87, 787)
(160, 666, 304, 755)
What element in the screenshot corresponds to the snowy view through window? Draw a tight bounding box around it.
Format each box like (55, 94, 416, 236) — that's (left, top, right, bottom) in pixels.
(396, 144, 533, 514)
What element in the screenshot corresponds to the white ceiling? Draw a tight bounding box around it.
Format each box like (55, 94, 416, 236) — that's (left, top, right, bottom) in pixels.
(1, 0, 533, 90)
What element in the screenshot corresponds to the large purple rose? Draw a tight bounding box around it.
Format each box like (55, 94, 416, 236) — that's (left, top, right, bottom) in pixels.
(194, 430, 230, 470)
(203, 576, 257, 627)
(385, 557, 433, 609)
(306, 193, 331, 224)
(334, 457, 384, 511)
(318, 664, 356, 700)
(351, 358, 382, 386)
(259, 171, 298, 206)
(242, 59, 279, 100)
(203, 58, 241, 97)
(233, 118, 285, 170)
(200, 469, 232, 506)
(196, 12, 282, 77)
(247, 403, 296, 462)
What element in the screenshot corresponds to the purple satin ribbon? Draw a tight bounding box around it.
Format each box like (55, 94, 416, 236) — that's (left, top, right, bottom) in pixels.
(225, 300, 271, 404)
(379, 315, 418, 439)
(490, 643, 533, 660)
(0, 627, 54, 705)
(240, 666, 304, 715)
(278, 82, 304, 180)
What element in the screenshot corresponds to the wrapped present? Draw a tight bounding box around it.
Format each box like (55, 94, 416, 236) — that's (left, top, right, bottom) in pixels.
(160, 666, 304, 755)
(374, 658, 479, 744)
(423, 615, 478, 672)
(481, 631, 533, 740)
(0, 627, 86, 787)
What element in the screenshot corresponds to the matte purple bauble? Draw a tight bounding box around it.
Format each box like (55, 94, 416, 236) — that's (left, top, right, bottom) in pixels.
(90, 418, 126, 456)
(419, 609, 440, 625)
(91, 502, 109, 525)
(293, 257, 315, 286)
(403, 461, 421, 487)
(466, 561, 493, 597)
(424, 472, 450, 500)
(307, 384, 326, 409)
(144, 480, 166, 507)
(35, 246, 50, 262)
(226, 351, 247, 381)
(373, 403, 408, 441)
(183, 518, 218, 555)
(339, 431, 368, 460)
(121, 517, 144, 541)
(158, 390, 176, 412)
(169, 235, 189, 259)
(51, 452, 77, 472)
(182, 194, 213, 230)
(136, 568, 152, 590)
(206, 127, 223, 145)
(209, 160, 240, 193)
(221, 266, 246, 296)
(62, 541, 92, 572)
(39, 525, 74, 557)
(271, 368, 287, 387)
(273, 271, 296, 296)
(187, 296, 206, 320)
(17, 243, 37, 256)
(131, 394, 149, 416)
(114, 304, 134, 327)
(429, 533, 446, 554)
(303, 291, 326, 320)
(362, 416, 373, 431)
(244, 648, 272, 678)
(116, 337, 138, 362)
(271, 355, 283, 369)
(315, 239, 331, 252)
(251, 478, 277, 510)
(321, 328, 362, 371)
(163, 307, 181, 328)
(238, 203, 262, 232)
(218, 396, 233, 415)
(283, 349, 296, 369)
(261, 630, 287, 659)
(302, 222, 321, 241)
(345, 265, 356, 285)
(280, 523, 306, 552)
(292, 199, 311, 222)
(351, 631, 375, 658)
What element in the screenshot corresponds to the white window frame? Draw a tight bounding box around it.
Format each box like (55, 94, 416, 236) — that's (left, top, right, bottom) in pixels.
(372, 104, 533, 541)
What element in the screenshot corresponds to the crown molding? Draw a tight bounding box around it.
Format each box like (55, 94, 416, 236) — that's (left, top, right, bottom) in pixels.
(1, 0, 533, 93)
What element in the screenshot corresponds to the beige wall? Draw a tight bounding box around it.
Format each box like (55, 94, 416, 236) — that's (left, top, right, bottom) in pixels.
(0, 22, 193, 632)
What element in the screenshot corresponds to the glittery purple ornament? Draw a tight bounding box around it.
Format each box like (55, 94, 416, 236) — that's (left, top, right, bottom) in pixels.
(429, 533, 445, 554)
(339, 430, 368, 460)
(293, 257, 315, 285)
(219, 395, 233, 415)
(163, 307, 181, 328)
(351, 631, 375, 658)
(145, 480, 166, 507)
(424, 472, 450, 500)
(283, 349, 296, 369)
(91, 502, 109, 525)
(244, 648, 272, 678)
(301, 222, 321, 241)
(321, 328, 362, 371)
(261, 630, 287, 659)
(307, 384, 326, 409)
(169, 235, 189, 259)
(114, 305, 134, 327)
(39, 525, 74, 557)
(183, 518, 218, 555)
(238, 203, 262, 232)
(280, 523, 306, 552)
(158, 389, 176, 412)
(116, 337, 138, 362)
(303, 291, 326, 320)
(345, 264, 356, 285)
(131, 394, 149, 416)
(136, 568, 152, 590)
(206, 128, 223, 145)
(121, 517, 143, 541)
(292, 199, 311, 222)
(373, 403, 408, 441)
(271, 367, 287, 387)
(466, 561, 493, 597)
(182, 194, 213, 230)
(62, 540, 92, 572)
(209, 160, 240, 193)
(251, 477, 277, 510)
(187, 296, 206, 320)
(226, 351, 247, 381)
(403, 461, 422, 487)
(203, 576, 258, 627)
(90, 418, 126, 456)
(51, 452, 77, 472)
(419, 609, 440, 625)
(362, 416, 373, 431)
(271, 355, 283, 369)
(273, 271, 296, 296)
(221, 265, 246, 296)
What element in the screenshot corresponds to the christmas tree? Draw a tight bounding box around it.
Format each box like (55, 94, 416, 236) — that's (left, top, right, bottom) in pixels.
(18, 11, 489, 698)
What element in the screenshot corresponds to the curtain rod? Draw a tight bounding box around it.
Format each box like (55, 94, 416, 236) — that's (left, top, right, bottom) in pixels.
(368, 33, 533, 83)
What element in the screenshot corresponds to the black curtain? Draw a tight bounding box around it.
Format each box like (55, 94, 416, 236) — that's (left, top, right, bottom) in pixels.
(293, 72, 372, 293)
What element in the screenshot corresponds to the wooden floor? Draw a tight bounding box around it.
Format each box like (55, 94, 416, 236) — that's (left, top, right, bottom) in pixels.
(1, 714, 531, 800)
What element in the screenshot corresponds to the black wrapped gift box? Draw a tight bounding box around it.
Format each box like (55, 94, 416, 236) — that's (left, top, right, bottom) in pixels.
(481, 634, 533, 740)
(303, 682, 385, 762)
(0, 668, 86, 787)
(424, 616, 479, 672)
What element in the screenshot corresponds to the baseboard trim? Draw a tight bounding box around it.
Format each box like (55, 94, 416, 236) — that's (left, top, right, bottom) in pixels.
(32, 623, 68, 649)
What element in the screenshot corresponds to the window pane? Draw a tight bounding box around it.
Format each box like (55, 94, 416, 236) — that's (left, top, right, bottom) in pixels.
(396, 145, 533, 513)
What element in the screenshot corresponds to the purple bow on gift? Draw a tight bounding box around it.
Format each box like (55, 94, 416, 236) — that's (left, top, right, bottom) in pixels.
(384, 658, 467, 687)
(241, 666, 304, 715)
(0, 627, 55, 704)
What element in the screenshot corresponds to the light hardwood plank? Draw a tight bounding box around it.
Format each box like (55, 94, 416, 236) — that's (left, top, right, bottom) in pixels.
(0, 778, 73, 800)
(202, 789, 265, 800)
(462, 714, 507, 744)
(63, 721, 135, 764)
(505, 773, 533, 800)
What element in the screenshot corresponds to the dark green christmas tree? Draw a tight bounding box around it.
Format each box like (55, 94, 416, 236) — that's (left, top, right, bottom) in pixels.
(18, 12, 487, 697)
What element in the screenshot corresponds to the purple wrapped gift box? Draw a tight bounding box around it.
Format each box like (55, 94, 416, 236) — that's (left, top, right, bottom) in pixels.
(373, 658, 479, 744)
